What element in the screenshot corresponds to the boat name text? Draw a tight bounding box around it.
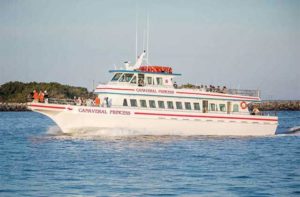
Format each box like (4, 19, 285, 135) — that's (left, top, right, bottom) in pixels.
(78, 108, 131, 115)
(136, 88, 174, 94)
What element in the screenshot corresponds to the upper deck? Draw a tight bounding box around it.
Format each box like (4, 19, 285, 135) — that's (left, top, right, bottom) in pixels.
(98, 51, 260, 101)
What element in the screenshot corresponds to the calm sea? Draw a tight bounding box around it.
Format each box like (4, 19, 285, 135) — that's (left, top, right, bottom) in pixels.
(0, 111, 299, 196)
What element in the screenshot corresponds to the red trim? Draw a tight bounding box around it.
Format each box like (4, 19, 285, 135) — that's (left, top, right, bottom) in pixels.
(134, 112, 277, 122)
(96, 87, 135, 91)
(176, 91, 259, 100)
(29, 104, 73, 110)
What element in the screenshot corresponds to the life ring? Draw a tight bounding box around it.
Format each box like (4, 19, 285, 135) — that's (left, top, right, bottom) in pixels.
(240, 101, 247, 109)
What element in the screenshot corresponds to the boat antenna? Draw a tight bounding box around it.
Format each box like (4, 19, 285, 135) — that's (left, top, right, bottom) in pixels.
(135, 3, 138, 60)
(146, 11, 150, 65)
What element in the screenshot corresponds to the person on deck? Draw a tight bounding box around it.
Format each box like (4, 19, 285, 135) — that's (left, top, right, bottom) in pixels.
(252, 107, 260, 115)
(33, 90, 39, 103)
(39, 91, 44, 103)
(44, 90, 49, 103)
(94, 96, 100, 107)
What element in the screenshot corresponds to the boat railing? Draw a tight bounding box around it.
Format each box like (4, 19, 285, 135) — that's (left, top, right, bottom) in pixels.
(175, 84, 259, 97)
(226, 89, 260, 97)
(48, 98, 76, 105)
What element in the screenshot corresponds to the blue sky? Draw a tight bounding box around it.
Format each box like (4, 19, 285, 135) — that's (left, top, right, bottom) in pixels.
(0, 0, 299, 99)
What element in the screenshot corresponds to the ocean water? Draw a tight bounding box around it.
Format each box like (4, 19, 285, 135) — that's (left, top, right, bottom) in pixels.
(0, 111, 299, 196)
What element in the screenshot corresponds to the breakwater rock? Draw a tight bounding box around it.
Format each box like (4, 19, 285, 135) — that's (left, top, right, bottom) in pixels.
(252, 100, 300, 111)
(0, 103, 29, 111)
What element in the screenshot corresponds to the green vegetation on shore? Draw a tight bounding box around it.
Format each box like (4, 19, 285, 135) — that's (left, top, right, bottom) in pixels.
(0, 81, 91, 103)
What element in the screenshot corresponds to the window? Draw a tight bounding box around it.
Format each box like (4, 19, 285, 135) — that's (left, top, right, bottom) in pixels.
(130, 76, 137, 84)
(219, 104, 226, 112)
(130, 99, 137, 107)
(120, 73, 134, 82)
(156, 77, 163, 85)
(147, 77, 153, 85)
(112, 73, 122, 81)
(123, 99, 128, 106)
(233, 104, 239, 112)
(210, 103, 216, 111)
(167, 101, 174, 109)
(194, 103, 200, 110)
(140, 100, 147, 108)
(158, 101, 165, 109)
(176, 102, 183, 109)
(149, 100, 156, 108)
(185, 102, 192, 110)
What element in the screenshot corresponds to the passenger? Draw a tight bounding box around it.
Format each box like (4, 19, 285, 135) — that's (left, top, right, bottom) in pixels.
(217, 86, 221, 93)
(44, 90, 49, 103)
(77, 97, 82, 106)
(138, 79, 144, 87)
(86, 98, 92, 106)
(252, 107, 260, 115)
(33, 90, 39, 103)
(104, 97, 109, 107)
(73, 96, 77, 105)
(222, 86, 227, 94)
(94, 96, 100, 106)
(108, 98, 112, 107)
(39, 91, 45, 103)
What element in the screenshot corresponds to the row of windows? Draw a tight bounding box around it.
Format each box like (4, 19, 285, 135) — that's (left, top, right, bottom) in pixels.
(123, 98, 240, 112)
(123, 99, 201, 110)
(209, 103, 239, 112)
(112, 73, 164, 85)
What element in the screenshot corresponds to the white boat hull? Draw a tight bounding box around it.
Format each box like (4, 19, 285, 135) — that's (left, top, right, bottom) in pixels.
(28, 103, 278, 136)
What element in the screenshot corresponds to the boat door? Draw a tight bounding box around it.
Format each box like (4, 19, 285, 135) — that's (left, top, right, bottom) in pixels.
(203, 100, 208, 113)
(227, 101, 232, 114)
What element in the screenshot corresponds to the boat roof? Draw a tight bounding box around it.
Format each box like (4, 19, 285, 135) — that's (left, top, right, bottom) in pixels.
(109, 69, 182, 76)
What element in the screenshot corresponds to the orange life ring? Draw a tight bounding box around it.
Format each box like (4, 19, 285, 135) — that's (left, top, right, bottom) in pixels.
(240, 101, 247, 109)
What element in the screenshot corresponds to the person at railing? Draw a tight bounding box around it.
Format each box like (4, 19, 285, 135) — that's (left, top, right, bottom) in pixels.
(39, 90, 44, 103)
(86, 98, 93, 106)
(76, 97, 82, 106)
(221, 86, 227, 94)
(94, 96, 100, 107)
(44, 90, 48, 103)
(32, 90, 39, 103)
(251, 107, 260, 115)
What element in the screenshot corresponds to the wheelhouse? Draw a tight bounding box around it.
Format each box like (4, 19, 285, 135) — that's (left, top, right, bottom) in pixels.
(108, 68, 181, 88)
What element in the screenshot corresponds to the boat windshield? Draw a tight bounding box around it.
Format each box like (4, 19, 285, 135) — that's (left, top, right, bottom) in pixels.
(119, 73, 134, 82)
(111, 73, 122, 81)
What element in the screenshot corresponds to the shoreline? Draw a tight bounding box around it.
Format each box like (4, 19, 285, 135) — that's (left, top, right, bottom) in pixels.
(1, 101, 300, 112)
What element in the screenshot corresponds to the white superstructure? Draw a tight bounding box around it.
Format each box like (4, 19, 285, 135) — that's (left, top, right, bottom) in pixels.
(28, 52, 278, 136)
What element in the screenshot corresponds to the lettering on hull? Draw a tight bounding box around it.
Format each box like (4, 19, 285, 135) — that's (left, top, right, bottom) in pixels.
(78, 108, 131, 115)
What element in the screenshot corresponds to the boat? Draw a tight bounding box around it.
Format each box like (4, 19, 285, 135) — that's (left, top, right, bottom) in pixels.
(28, 51, 278, 136)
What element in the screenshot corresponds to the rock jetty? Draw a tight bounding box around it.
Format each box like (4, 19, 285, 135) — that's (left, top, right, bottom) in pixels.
(0, 103, 29, 111)
(252, 100, 300, 111)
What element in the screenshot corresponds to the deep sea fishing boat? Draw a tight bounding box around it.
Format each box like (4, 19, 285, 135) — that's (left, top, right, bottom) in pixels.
(28, 51, 278, 136)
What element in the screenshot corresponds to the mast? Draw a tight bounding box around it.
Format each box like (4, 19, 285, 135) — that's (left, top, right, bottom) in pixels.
(135, 3, 138, 60)
(146, 11, 150, 65)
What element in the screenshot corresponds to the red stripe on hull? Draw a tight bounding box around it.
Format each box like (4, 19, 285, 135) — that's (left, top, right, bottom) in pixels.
(134, 112, 277, 122)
